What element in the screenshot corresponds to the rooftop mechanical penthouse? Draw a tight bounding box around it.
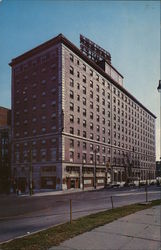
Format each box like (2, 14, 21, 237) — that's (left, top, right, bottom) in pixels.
(9, 34, 156, 192)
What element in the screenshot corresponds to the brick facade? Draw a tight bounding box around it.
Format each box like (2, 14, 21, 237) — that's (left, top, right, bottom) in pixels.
(9, 34, 156, 192)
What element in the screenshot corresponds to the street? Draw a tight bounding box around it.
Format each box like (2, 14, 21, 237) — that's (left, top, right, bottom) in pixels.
(0, 186, 161, 243)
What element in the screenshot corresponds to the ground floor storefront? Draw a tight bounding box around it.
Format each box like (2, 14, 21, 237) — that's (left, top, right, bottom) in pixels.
(11, 163, 156, 193)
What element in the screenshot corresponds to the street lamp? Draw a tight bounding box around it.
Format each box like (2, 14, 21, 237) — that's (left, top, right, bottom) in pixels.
(94, 148, 97, 189)
(157, 80, 161, 184)
(80, 158, 84, 190)
(29, 145, 33, 195)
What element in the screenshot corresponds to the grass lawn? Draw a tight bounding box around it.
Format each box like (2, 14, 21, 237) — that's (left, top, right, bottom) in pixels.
(1, 199, 161, 250)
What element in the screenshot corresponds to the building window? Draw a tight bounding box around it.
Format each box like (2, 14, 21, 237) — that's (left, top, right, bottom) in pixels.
(90, 133, 94, 139)
(83, 97, 86, 105)
(70, 66, 74, 75)
(51, 113, 56, 119)
(77, 82, 80, 89)
(90, 101, 93, 109)
(90, 80, 93, 88)
(83, 86, 86, 94)
(83, 131, 86, 138)
(96, 125, 100, 132)
(90, 112, 93, 119)
(90, 154, 93, 163)
(70, 114, 74, 123)
(70, 127, 74, 134)
(70, 90, 74, 99)
(90, 69, 93, 76)
(90, 90, 93, 98)
(83, 75, 86, 83)
(69, 151, 74, 162)
(83, 142, 86, 150)
(82, 153, 86, 163)
(42, 127, 46, 132)
(77, 71, 80, 78)
(32, 129, 36, 134)
(96, 155, 100, 163)
(41, 79, 46, 84)
(70, 78, 74, 87)
(102, 79, 105, 85)
(42, 140, 46, 145)
(70, 139, 74, 148)
(83, 119, 86, 127)
(70, 53, 74, 62)
(83, 108, 86, 116)
(90, 122, 93, 130)
(77, 95, 80, 101)
(83, 64, 86, 71)
(70, 102, 74, 111)
(90, 144, 93, 151)
(51, 101, 56, 106)
(96, 95, 99, 102)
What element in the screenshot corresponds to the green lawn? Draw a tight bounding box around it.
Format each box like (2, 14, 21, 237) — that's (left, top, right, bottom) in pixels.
(1, 199, 161, 250)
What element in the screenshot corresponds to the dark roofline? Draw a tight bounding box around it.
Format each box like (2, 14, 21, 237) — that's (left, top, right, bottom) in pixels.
(0, 106, 11, 111)
(9, 34, 63, 66)
(9, 34, 156, 119)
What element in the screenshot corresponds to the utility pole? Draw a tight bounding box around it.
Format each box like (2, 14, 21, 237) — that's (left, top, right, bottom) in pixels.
(94, 149, 97, 189)
(29, 145, 33, 195)
(157, 80, 161, 184)
(80, 159, 83, 190)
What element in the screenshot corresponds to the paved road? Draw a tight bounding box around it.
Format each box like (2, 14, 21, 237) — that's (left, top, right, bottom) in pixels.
(0, 186, 160, 243)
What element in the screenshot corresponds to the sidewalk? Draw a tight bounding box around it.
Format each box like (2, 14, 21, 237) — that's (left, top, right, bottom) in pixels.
(49, 205, 161, 250)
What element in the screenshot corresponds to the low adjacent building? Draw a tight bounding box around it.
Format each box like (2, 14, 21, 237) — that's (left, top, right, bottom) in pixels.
(0, 107, 11, 193)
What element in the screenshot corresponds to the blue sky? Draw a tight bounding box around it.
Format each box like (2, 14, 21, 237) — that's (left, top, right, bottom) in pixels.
(0, 0, 160, 158)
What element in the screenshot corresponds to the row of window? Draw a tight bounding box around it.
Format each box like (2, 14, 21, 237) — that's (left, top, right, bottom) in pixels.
(14, 50, 58, 74)
(15, 126, 57, 137)
(69, 127, 154, 151)
(69, 53, 155, 122)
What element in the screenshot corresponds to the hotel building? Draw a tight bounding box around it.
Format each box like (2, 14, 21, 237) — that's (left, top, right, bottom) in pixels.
(9, 34, 156, 191)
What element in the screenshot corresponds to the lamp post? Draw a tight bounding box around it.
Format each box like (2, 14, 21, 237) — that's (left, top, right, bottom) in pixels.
(157, 80, 161, 184)
(80, 158, 84, 190)
(94, 149, 97, 189)
(29, 145, 33, 195)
